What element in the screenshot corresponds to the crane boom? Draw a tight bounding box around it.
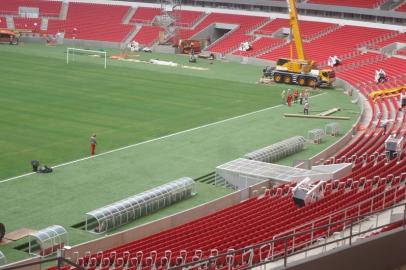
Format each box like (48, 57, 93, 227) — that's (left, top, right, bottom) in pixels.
(286, 0, 305, 60)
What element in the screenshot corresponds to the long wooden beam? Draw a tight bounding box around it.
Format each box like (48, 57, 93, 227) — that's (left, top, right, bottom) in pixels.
(319, 107, 341, 116)
(284, 113, 350, 120)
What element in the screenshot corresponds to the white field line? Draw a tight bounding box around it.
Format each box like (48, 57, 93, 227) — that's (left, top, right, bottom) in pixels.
(0, 92, 326, 184)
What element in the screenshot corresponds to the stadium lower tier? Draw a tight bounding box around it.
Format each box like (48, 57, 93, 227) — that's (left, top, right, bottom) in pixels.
(50, 178, 405, 270)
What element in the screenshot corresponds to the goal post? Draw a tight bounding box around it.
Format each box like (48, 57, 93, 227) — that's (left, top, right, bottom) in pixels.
(66, 48, 107, 69)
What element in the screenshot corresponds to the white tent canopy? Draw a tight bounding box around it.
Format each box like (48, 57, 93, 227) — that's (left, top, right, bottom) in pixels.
(215, 158, 336, 189)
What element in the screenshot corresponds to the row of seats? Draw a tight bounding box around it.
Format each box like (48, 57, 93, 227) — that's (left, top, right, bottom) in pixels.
(328, 96, 396, 163)
(0, 0, 61, 17)
(325, 52, 385, 71)
(258, 26, 396, 63)
(133, 25, 162, 47)
(13, 17, 42, 31)
(396, 47, 406, 56)
(130, 8, 204, 27)
(130, 7, 160, 24)
(396, 2, 406, 12)
(336, 57, 406, 86)
(255, 18, 337, 41)
(367, 33, 406, 50)
(232, 37, 285, 57)
(46, 3, 133, 42)
(307, 0, 384, 9)
(207, 33, 254, 54)
(0, 17, 7, 28)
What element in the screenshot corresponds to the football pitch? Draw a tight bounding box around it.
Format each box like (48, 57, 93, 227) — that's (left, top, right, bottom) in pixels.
(0, 44, 360, 262)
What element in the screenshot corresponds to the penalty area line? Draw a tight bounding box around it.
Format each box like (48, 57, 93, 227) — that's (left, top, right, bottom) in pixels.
(0, 92, 327, 184)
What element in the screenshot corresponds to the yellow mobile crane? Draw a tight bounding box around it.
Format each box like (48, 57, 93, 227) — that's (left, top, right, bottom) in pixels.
(263, 0, 335, 87)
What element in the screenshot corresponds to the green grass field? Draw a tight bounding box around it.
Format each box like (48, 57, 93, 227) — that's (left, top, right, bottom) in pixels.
(0, 44, 360, 263)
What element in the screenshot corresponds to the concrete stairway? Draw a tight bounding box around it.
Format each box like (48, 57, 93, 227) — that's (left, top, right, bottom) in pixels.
(41, 17, 48, 31)
(122, 6, 137, 24)
(60, 0, 69, 20)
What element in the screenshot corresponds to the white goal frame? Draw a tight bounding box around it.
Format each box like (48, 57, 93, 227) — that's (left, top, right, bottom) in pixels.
(66, 48, 107, 69)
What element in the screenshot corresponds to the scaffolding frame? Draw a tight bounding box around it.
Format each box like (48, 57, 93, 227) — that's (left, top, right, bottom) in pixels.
(325, 122, 341, 136)
(308, 128, 325, 144)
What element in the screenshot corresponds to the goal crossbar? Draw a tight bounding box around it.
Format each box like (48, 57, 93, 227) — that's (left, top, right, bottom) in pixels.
(66, 48, 107, 69)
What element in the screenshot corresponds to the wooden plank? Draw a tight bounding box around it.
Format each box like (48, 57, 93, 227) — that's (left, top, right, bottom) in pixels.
(284, 113, 350, 120)
(319, 107, 340, 116)
(4, 228, 37, 241)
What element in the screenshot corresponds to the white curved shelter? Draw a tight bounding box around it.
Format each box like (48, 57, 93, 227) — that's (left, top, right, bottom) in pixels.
(85, 177, 196, 233)
(28, 225, 68, 256)
(0, 250, 6, 265)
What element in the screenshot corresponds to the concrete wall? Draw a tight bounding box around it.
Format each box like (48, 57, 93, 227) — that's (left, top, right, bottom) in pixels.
(225, 54, 274, 66)
(19, 36, 123, 49)
(279, 227, 406, 270)
(0, 257, 42, 270)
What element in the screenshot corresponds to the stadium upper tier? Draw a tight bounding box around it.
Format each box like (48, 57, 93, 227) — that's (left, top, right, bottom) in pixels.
(46, 3, 134, 42)
(258, 26, 396, 63)
(1, 3, 404, 61)
(0, 0, 61, 16)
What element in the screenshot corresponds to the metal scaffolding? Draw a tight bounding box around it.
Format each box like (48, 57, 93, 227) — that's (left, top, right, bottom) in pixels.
(308, 128, 325, 144)
(155, 0, 182, 45)
(325, 122, 341, 136)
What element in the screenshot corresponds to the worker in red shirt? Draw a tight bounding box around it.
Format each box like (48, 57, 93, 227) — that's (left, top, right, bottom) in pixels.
(293, 89, 299, 103)
(90, 134, 97, 156)
(287, 93, 293, 107)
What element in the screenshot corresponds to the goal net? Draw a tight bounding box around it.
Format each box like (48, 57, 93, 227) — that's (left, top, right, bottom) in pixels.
(66, 48, 107, 69)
